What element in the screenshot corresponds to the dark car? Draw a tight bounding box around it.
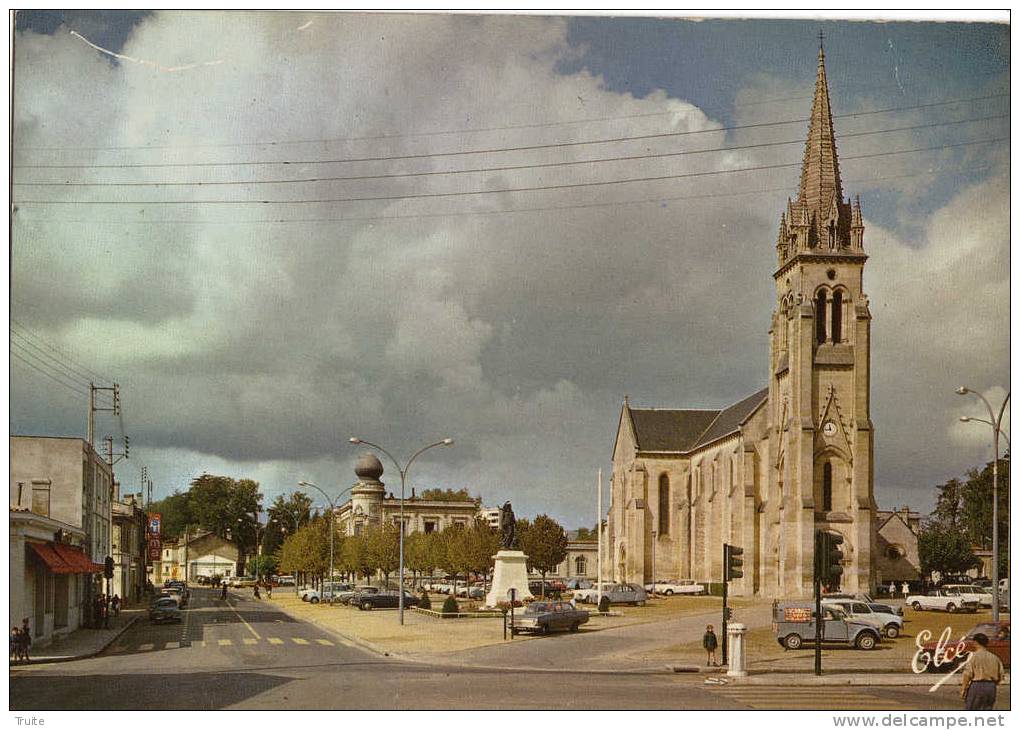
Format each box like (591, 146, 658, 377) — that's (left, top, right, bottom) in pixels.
(920, 622, 1010, 672)
(511, 601, 589, 635)
(528, 581, 564, 599)
(354, 590, 419, 611)
(149, 597, 183, 624)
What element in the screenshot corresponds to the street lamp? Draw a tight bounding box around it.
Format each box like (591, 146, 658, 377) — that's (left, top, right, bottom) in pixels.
(298, 482, 354, 593)
(239, 511, 266, 582)
(956, 386, 1010, 622)
(349, 436, 455, 625)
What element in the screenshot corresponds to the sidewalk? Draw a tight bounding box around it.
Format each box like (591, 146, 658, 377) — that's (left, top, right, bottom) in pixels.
(10, 608, 142, 666)
(702, 671, 1012, 687)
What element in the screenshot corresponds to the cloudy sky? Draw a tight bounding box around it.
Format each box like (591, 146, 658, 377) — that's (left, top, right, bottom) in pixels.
(9, 12, 1010, 526)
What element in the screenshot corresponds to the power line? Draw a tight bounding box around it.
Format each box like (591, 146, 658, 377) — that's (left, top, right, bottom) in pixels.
(12, 161, 1006, 228)
(11, 93, 1008, 171)
(14, 113, 1007, 188)
(10, 329, 100, 387)
(10, 318, 116, 385)
(12, 136, 1009, 207)
(10, 354, 88, 407)
(10, 347, 91, 397)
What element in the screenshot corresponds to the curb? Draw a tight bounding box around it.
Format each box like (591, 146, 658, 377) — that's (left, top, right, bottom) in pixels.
(11, 615, 140, 668)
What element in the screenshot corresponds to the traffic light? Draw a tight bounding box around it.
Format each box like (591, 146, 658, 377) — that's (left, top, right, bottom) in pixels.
(817, 531, 844, 587)
(724, 544, 744, 581)
(724, 606, 733, 621)
(123, 436, 130, 458)
(104, 556, 115, 580)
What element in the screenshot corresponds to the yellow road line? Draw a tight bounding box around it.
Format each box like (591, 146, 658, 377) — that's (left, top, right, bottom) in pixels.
(268, 637, 283, 645)
(218, 639, 233, 646)
(226, 598, 261, 639)
(315, 639, 334, 646)
(291, 638, 310, 645)
(243, 638, 258, 645)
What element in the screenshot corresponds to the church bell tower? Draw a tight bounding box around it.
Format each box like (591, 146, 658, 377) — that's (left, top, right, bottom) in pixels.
(767, 41, 875, 595)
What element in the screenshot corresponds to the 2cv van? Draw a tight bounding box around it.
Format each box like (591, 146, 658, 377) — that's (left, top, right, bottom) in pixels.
(772, 601, 883, 650)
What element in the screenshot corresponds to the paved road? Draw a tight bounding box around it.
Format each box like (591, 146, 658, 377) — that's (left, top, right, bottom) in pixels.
(8, 588, 1010, 711)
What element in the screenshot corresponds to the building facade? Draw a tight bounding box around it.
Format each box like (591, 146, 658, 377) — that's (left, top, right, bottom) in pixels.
(608, 46, 876, 598)
(335, 453, 482, 535)
(554, 540, 601, 581)
(156, 531, 239, 582)
(112, 487, 147, 603)
(874, 506, 921, 586)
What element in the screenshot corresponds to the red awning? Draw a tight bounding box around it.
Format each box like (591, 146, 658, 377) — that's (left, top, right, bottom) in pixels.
(53, 543, 103, 574)
(27, 542, 76, 574)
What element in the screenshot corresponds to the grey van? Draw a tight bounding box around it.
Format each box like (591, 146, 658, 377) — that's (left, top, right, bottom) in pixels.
(772, 601, 882, 650)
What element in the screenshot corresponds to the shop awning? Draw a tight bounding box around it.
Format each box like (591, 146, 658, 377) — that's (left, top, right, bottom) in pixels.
(53, 543, 104, 574)
(27, 542, 103, 574)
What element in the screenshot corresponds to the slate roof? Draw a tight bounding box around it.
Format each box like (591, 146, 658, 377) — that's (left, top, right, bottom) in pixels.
(627, 387, 768, 454)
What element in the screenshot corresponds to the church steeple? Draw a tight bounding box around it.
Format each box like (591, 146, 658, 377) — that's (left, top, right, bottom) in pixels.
(798, 41, 843, 216)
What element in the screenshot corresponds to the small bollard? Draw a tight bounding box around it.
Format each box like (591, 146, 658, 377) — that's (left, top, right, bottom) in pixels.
(726, 622, 748, 677)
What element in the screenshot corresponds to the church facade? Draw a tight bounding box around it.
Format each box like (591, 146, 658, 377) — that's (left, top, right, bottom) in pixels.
(608, 47, 876, 598)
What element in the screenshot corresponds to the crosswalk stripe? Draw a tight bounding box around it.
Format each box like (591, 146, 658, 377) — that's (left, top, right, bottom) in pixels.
(315, 639, 334, 646)
(268, 637, 284, 645)
(218, 639, 233, 646)
(164, 641, 180, 649)
(243, 638, 258, 645)
(292, 638, 310, 645)
(138, 643, 154, 651)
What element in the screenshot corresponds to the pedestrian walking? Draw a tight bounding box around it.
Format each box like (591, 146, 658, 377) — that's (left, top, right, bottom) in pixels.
(111, 594, 121, 617)
(888, 581, 896, 598)
(221, 582, 228, 600)
(703, 624, 719, 667)
(19, 619, 31, 662)
(266, 582, 272, 599)
(901, 582, 909, 598)
(253, 584, 261, 600)
(10, 627, 20, 662)
(961, 633, 1004, 710)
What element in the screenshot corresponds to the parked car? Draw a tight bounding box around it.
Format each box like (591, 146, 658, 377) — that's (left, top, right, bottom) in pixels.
(973, 578, 993, 588)
(511, 601, 590, 635)
(337, 585, 379, 605)
(578, 583, 647, 606)
(644, 580, 706, 596)
(303, 582, 351, 604)
(456, 585, 486, 599)
(773, 601, 882, 650)
(906, 589, 980, 613)
(528, 581, 564, 598)
(919, 622, 1010, 671)
(149, 597, 183, 624)
(944, 584, 994, 608)
(275, 575, 296, 586)
(353, 590, 419, 610)
(822, 599, 904, 638)
(563, 578, 592, 591)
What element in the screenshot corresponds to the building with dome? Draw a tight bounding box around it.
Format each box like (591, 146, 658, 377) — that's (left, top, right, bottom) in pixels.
(608, 45, 876, 598)
(334, 452, 482, 535)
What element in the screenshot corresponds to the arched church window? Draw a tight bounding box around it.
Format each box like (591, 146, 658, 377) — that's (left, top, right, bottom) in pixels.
(816, 291, 827, 344)
(658, 474, 670, 535)
(822, 462, 833, 512)
(831, 290, 843, 344)
(575, 556, 587, 576)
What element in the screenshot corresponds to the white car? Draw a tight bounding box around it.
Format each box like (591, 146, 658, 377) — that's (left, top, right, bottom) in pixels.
(823, 599, 904, 638)
(571, 585, 600, 603)
(301, 582, 350, 603)
(905, 589, 979, 613)
(643, 580, 706, 596)
(944, 584, 993, 608)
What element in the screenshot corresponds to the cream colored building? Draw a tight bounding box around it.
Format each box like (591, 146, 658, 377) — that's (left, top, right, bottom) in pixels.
(335, 453, 481, 535)
(874, 506, 921, 585)
(609, 47, 876, 598)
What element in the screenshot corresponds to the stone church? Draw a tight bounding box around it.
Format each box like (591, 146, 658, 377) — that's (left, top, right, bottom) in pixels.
(609, 46, 875, 598)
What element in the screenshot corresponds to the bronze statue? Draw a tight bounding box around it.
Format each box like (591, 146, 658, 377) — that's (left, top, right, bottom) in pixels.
(500, 501, 517, 550)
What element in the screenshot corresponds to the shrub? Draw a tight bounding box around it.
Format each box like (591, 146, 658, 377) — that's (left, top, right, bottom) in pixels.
(419, 591, 432, 611)
(441, 595, 459, 614)
(598, 596, 610, 613)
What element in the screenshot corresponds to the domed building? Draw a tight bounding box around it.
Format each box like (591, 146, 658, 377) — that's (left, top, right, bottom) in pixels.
(335, 452, 484, 536)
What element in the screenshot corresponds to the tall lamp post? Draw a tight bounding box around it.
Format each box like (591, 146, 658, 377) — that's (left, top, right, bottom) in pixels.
(297, 482, 354, 592)
(349, 437, 455, 626)
(239, 510, 266, 582)
(956, 386, 1010, 623)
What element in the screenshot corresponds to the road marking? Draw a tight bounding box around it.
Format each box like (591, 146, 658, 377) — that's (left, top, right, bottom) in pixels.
(243, 638, 258, 645)
(268, 637, 284, 645)
(138, 643, 154, 651)
(226, 598, 261, 639)
(716, 688, 903, 710)
(291, 638, 310, 645)
(164, 641, 180, 649)
(218, 639, 233, 646)
(315, 639, 334, 646)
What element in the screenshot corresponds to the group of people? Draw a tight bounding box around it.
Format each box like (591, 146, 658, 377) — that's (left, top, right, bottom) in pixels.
(91, 593, 121, 629)
(252, 581, 272, 600)
(9, 618, 31, 663)
(886, 581, 912, 598)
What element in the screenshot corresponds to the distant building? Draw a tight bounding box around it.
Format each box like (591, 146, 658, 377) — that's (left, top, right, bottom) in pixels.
(10, 435, 112, 646)
(111, 485, 146, 603)
(478, 507, 501, 530)
(335, 453, 480, 535)
(874, 505, 921, 585)
(157, 531, 239, 582)
(554, 538, 603, 581)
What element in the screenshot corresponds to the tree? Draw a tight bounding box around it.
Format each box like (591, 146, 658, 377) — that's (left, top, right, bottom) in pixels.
(188, 474, 262, 570)
(918, 519, 980, 581)
(248, 553, 278, 577)
(519, 514, 568, 596)
(418, 488, 478, 505)
(266, 491, 313, 557)
(365, 524, 400, 585)
(574, 527, 598, 542)
(147, 490, 196, 540)
(436, 523, 468, 587)
(340, 531, 372, 581)
(462, 518, 500, 588)
(405, 530, 439, 587)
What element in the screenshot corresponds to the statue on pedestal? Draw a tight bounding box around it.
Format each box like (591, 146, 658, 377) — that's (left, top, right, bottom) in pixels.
(499, 501, 517, 550)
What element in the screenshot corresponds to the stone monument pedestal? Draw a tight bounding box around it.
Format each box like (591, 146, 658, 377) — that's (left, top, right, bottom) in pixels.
(485, 550, 534, 608)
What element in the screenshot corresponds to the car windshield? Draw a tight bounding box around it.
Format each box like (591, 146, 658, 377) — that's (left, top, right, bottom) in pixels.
(868, 604, 892, 612)
(527, 603, 550, 613)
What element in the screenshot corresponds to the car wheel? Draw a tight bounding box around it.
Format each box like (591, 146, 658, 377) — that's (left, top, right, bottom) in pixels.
(569, 622, 580, 632)
(784, 633, 803, 650)
(911, 601, 922, 611)
(665, 590, 674, 596)
(884, 624, 900, 639)
(855, 633, 877, 650)
(946, 603, 957, 613)
(310, 597, 319, 604)
(637, 601, 646, 607)
(362, 602, 373, 611)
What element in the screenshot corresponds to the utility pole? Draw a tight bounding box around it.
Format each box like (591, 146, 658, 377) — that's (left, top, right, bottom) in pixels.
(597, 468, 603, 605)
(88, 383, 120, 447)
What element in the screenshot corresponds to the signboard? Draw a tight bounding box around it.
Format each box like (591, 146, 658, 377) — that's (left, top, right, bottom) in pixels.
(147, 513, 162, 537)
(146, 513, 162, 565)
(148, 544, 161, 560)
(783, 606, 813, 623)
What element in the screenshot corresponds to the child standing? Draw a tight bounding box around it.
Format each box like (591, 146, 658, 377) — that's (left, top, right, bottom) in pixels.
(703, 624, 718, 667)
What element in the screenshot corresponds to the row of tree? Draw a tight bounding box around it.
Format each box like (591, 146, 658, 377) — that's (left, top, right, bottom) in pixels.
(917, 456, 1010, 581)
(276, 514, 570, 590)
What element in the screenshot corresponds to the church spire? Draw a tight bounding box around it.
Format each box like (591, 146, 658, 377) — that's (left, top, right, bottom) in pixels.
(797, 41, 843, 216)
